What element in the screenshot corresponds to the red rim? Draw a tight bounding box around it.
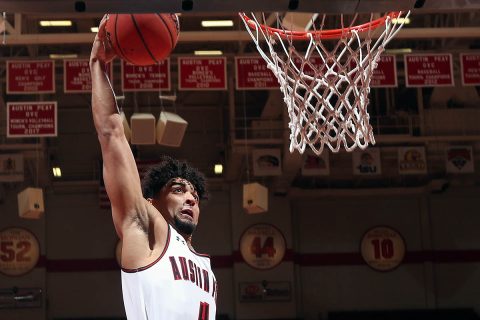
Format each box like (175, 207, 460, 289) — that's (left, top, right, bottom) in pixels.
(239, 12, 401, 40)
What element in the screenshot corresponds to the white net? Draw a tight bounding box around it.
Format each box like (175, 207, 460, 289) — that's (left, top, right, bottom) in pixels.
(240, 12, 410, 155)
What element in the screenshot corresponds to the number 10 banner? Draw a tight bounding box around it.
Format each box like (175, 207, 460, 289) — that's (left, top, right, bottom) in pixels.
(360, 226, 406, 272)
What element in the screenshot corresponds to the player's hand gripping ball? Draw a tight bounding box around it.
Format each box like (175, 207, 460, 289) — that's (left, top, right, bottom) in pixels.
(104, 13, 180, 66)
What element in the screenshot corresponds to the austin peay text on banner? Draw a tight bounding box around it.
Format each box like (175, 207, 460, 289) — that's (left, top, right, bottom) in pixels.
(178, 57, 227, 91)
(398, 146, 428, 175)
(64, 59, 113, 93)
(404, 53, 454, 87)
(121, 59, 170, 91)
(7, 60, 55, 94)
(7, 101, 57, 137)
(446, 146, 475, 174)
(235, 56, 278, 90)
(460, 53, 480, 86)
(0, 154, 24, 182)
(352, 148, 382, 175)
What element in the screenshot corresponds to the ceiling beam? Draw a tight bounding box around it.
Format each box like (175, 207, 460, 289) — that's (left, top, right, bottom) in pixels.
(2, 27, 480, 46)
(2, 0, 480, 14)
(0, 0, 414, 14)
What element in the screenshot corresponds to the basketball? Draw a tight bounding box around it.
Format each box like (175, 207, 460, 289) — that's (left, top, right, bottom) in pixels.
(105, 13, 180, 66)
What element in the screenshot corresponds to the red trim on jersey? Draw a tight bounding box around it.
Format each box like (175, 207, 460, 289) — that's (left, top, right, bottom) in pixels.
(121, 224, 171, 273)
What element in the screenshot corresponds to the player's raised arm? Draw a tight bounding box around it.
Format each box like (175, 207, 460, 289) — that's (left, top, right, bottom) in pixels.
(90, 17, 147, 238)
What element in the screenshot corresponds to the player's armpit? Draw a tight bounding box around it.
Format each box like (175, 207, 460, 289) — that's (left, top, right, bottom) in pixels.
(111, 198, 152, 239)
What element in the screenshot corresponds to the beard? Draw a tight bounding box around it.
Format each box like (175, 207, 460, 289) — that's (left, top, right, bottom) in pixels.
(174, 215, 196, 235)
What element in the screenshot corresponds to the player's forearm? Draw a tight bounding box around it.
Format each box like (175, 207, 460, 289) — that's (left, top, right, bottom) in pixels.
(90, 52, 121, 137)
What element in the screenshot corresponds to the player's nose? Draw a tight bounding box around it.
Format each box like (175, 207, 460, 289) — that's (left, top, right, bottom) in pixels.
(185, 194, 197, 206)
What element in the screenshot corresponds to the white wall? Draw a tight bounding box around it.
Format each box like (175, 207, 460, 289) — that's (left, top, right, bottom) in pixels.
(293, 188, 480, 319)
(230, 183, 297, 320)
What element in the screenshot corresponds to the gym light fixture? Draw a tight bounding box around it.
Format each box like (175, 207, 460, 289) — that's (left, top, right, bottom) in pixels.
(214, 164, 223, 175)
(201, 20, 234, 27)
(392, 17, 411, 25)
(194, 50, 223, 56)
(91, 27, 99, 33)
(52, 167, 62, 178)
(49, 54, 78, 59)
(385, 48, 412, 54)
(39, 20, 73, 27)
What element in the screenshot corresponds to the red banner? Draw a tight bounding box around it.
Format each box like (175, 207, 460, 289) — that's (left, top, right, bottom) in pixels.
(460, 53, 480, 86)
(235, 56, 278, 90)
(64, 59, 112, 93)
(371, 55, 397, 87)
(291, 56, 326, 77)
(349, 55, 397, 87)
(7, 60, 55, 94)
(7, 101, 57, 137)
(121, 59, 170, 91)
(405, 54, 454, 87)
(178, 57, 227, 90)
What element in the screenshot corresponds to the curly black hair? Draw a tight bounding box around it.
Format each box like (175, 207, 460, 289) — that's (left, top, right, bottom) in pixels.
(141, 156, 207, 200)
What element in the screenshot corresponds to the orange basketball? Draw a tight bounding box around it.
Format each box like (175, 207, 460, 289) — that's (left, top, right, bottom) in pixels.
(105, 13, 179, 66)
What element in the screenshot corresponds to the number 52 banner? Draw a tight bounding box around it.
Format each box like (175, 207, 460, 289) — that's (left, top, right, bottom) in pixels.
(0, 227, 40, 276)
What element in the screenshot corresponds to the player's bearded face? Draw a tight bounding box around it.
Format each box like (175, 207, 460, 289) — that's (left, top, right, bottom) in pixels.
(158, 178, 200, 236)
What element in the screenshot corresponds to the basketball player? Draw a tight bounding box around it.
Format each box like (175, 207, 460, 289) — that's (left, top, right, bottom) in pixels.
(90, 17, 217, 319)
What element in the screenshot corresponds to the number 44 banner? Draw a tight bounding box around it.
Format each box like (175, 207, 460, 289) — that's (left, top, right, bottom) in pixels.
(239, 224, 286, 270)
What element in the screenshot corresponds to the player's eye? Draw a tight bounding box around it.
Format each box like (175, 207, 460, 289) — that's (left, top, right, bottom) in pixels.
(172, 187, 183, 193)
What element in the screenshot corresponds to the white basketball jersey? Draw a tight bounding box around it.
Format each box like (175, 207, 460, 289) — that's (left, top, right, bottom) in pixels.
(121, 225, 217, 320)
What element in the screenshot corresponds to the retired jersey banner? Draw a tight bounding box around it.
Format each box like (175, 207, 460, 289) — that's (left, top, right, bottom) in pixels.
(398, 146, 427, 175)
(252, 148, 282, 176)
(460, 53, 480, 86)
(360, 226, 406, 272)
(7, 60, 55, 94)
(0, 228, 40, 276)
(405, 54, 454, 87)
(239, 224, 286, 270)
(301, 150, 330, 176)
(7, 101, 57, 137)
(121, 59, 170, 91)
(353, 148, 382, 175)
(64, 59, 113, 93)
(235, 56, 278, 90)
(0, 154, 24, 182)
(446, 146, 474, 174)
(178, 57, 227, 90)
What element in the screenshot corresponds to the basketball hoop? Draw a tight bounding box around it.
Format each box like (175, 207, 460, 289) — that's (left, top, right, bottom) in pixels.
(239, 11, 410, 155)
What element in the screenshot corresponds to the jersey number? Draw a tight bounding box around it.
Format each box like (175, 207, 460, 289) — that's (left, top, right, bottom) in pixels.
(198, 302, 209, 320)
